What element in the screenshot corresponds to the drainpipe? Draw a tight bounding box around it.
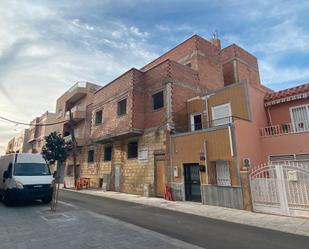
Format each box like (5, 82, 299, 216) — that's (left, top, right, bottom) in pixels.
(267, 106, 272, 126)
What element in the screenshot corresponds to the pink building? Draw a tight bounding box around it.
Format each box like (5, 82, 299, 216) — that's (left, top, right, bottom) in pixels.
(260, 83, 309, 163)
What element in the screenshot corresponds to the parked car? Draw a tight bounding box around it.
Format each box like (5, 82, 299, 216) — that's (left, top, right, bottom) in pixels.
(0, 153, 53, 205)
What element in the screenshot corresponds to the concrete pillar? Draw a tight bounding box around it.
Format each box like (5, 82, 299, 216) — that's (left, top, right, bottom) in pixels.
(240, 168, 253, 211)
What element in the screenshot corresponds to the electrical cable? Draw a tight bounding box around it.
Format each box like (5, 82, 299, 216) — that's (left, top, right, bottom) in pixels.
(0, 115, 66, 127)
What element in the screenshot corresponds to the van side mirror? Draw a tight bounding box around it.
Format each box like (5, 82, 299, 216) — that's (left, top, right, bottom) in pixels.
(3, 170, 11, 179)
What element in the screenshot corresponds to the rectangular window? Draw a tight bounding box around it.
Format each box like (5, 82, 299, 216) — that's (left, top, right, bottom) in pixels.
(88, 150, 94, 163)
(117, 98, 127, 116)
(128, 141, 138, 159)
(290, 105, 309, 132)
(190, 113, 202, 131)
(152, 91, 164, 110)
(95, 110, 103, 125)
(212, 103, 231, 126)
(104, 145, 112, 161)
(216, 160, 231, 186)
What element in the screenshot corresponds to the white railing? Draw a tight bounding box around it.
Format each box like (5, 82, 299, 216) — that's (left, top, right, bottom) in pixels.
(260, 122, 309, 137)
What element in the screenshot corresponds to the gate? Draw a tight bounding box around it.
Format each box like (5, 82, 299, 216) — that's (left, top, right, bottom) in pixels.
(249, 161, 309, 217)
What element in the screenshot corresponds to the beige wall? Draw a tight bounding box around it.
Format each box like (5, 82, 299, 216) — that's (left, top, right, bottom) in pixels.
(172, 127, 239, 186)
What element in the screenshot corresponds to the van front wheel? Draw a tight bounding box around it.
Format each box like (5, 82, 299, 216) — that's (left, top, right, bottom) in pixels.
(2, 192, 12, 206)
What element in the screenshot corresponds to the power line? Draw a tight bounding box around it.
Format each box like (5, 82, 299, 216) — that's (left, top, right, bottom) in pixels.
(0, 115, 66, 127)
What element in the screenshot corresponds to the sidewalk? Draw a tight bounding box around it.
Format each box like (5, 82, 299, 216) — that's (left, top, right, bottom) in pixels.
(63, 189, 309, 237)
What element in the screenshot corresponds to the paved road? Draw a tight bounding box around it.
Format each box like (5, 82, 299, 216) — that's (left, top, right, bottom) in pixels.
(60, 190, 309, 249)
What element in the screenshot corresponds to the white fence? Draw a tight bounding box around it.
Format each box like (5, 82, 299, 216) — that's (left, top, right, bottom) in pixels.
(249, 161, 309, 217)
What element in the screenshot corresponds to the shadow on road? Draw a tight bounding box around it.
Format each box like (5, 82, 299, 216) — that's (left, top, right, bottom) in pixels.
(0, 199, 49, 208)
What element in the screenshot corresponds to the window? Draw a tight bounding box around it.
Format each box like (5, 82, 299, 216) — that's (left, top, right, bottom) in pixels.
(212, 103, 231, 126)
(152, 91, 164, 110)
(104, 145, 112, 161)
(216, 160, 231, 186)
(88, 150, 94, 163)
(190, 113, 202, 131)
(127, 141, 138, 159)
(290, 105, 309, 132)
(117, 98, 127, 116)
(95, 110, 103, 125)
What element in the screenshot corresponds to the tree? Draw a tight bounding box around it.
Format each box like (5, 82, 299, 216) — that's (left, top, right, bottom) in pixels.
(42, 132, 71, 211)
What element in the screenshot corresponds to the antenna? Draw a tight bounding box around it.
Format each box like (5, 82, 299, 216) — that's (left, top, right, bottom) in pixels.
(212, 30, 218, 40)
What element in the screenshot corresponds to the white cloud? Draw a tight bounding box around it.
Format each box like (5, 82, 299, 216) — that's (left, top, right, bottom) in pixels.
(0, 1, 157, 155)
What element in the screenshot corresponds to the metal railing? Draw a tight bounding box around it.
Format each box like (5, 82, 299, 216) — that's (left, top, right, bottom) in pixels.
(260, 121, 309, 137)
(176, 116, 234, 133)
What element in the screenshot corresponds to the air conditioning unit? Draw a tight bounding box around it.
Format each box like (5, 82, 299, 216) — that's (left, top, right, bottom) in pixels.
(243, 158, 251, 167)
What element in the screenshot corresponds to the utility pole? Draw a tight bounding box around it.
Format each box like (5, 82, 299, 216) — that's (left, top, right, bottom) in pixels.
(68, 106, 79, 188)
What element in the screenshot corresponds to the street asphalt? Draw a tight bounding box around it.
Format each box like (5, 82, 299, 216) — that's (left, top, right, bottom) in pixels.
(60, 190, 309, 249)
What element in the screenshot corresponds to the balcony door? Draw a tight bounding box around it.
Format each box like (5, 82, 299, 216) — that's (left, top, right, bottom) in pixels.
(290, 105, 309, 132)
(190, 113, 202, 131)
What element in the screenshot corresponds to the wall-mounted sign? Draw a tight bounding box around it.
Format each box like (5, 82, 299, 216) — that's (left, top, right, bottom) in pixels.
(138, 147, 148, 162)
(287, 170, 298, 181)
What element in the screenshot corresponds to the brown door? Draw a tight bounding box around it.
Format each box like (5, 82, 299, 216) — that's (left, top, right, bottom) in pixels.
(156, 160, 166, 197)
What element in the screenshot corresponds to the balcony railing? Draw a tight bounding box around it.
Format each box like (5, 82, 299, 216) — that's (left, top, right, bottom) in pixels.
(176, 116, 234, 133)
(260, 121, 309, 137)
(65, 106, 86, 122)
(63, 134, 85, 146)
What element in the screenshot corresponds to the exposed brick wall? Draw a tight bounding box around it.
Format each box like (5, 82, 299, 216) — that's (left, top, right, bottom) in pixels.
(221, 44, 261, 86)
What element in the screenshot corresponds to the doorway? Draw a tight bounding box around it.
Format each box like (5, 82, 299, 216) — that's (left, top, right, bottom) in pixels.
(155, 160, 166, 197)
(184, 163, 201, 202)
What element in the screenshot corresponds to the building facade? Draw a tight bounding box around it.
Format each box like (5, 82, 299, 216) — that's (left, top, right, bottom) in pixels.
(6, 129, 31, 154)
(76, 34, 267, 198)
(55, 81, 101, 187)
(27, 111, 58, 153)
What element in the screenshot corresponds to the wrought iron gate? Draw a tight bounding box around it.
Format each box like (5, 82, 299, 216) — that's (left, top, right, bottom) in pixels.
(249, 161, 309, 217)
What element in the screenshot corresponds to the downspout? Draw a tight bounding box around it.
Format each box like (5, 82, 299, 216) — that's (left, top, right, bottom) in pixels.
(267, 106, 272, 126)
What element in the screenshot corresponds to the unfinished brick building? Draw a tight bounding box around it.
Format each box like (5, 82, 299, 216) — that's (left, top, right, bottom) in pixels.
(79, 34, 263, 197)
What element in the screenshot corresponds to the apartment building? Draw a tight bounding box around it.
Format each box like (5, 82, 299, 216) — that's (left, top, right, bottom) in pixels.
(27, 111, 58, 153)
(5, 129, 31, 154)
(77, 34, 265, 197)
(55, 81, 101, 187)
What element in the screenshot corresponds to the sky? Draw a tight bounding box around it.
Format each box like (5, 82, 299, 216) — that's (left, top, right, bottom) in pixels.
(0, 0, 308, 155)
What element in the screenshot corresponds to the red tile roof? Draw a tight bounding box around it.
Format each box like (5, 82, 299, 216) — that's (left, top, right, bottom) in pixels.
(265, 83, 309, 102)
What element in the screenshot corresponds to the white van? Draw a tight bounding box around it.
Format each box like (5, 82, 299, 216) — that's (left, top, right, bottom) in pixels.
(0, 153, 53, 205)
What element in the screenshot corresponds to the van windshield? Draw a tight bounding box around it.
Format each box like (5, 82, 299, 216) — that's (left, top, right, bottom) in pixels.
(14, 163, 51, 176)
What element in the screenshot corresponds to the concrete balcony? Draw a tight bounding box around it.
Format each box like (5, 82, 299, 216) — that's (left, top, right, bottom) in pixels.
(63, 134, 86, 147)
(93, 128, 143, 144)
(66, 82, 87, 104)
(65, 106, 86, 123)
